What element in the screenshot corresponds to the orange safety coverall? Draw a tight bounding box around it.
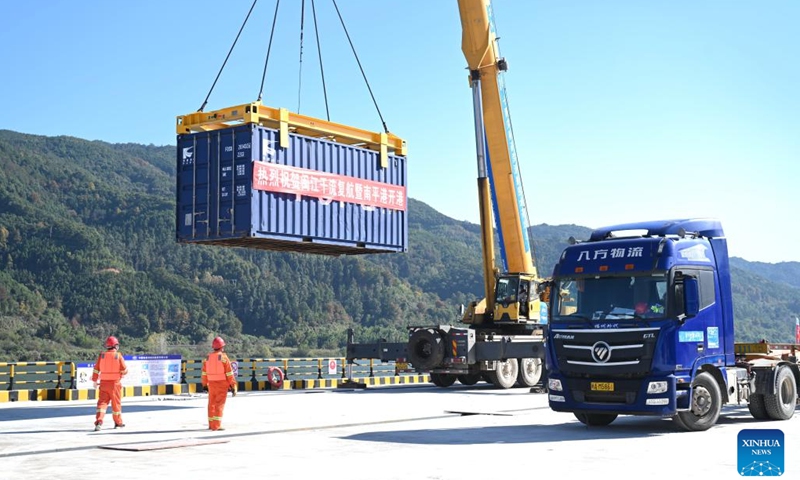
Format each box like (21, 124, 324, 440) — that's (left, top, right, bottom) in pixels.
(201, 351, 236, 430)
(92, 351, 128, 427)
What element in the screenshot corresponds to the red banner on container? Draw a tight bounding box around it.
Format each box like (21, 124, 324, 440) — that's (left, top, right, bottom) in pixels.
(252, 161, 406, 211)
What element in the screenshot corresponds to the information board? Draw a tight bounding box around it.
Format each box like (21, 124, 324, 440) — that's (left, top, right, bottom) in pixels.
(75, 354, 182, 390)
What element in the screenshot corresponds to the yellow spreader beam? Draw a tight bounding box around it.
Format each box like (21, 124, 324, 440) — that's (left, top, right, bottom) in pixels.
(176, 102, 406, 168)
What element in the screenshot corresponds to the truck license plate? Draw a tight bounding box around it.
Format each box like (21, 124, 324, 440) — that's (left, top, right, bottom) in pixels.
(590, 382, 614, 392)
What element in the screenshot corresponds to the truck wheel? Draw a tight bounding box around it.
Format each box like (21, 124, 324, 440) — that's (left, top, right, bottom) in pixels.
(486, 358, 518, 389)
(457, 374, 481, 386)
(430, 373, 456, 388)
(674, 372, 721, 431)
(516, 358, 543, 387)
(574, 413, 617, 426)
(764, 365, 797, 420)
(408, 329, 445, 371)
(748, 394, 769, 420)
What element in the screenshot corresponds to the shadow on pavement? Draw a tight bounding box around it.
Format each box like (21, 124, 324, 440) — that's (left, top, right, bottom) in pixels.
(342, 406, 795, 446)
(342, 416, 678, 445)
(0, 403, 201, 422)
(334, 383, 536, 396)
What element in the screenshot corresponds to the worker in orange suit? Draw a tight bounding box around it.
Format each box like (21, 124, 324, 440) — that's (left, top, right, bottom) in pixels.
(92, 335, 128, 431)
(201, 336, 237, 431)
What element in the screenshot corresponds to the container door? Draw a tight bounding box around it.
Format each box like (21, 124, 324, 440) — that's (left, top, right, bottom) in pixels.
(176, 134, 211, 240)
(202, 127, 254, 238)
(232, 128, 254, 234)
(215, 129, 236, 237)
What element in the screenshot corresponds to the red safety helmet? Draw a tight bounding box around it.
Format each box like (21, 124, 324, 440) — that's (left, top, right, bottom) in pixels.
(105, 336, 120, 349)
(212, 336, 225, 350)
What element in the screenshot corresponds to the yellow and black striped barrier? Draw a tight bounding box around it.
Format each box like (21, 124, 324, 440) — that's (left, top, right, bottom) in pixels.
(0, 375, 431, 403)
(287, 374, 430, 390)
(0, 374, 430, 403)
(0, 356, 430, 403)
(0, 389, 64, 402)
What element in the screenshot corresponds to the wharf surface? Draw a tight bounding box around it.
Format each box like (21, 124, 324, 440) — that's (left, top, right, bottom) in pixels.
(1, 383, 797, 479)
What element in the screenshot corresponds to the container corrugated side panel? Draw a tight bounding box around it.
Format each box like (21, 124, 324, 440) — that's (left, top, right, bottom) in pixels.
(176, 124, 407, 256)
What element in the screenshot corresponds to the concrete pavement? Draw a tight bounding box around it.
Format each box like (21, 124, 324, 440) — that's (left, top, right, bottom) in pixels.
(0, 384, 797, 479)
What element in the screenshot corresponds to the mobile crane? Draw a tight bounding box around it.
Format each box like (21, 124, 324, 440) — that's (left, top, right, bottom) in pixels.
(346, 0, 547, 389)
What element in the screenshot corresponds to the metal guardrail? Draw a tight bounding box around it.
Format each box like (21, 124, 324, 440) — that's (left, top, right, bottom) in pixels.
(0, 362, 72, 391)
(0, 358, 407, 391)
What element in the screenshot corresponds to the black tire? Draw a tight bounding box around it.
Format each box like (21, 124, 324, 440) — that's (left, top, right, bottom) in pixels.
(574, 413, 617, 426)
(430, 372, 456, 388)
(486, 358, 519, 389)
(457, 373, 481, 386)
(764, 366, 797, 420)
(516, 358, 543, 387)
(674, 372, 722, 431)
(408, 329, 445, 371)
(748, 393, 769, 420)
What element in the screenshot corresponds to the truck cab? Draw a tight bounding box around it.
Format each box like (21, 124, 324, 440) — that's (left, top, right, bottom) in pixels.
(545, 218, 798, 430)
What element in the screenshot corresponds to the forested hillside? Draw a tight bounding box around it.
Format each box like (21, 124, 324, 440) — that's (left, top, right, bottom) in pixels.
(0, 130, 796, 361)
(730, 257, 800, 289)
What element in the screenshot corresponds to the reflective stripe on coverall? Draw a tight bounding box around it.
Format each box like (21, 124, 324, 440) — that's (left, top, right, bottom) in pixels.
(202, 352, 236, 430)
(92, 351, 128, 426)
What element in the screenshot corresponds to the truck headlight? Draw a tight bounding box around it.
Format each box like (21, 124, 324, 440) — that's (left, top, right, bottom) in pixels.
(647, 381, 668, 394)
(548, 378, 563, 391)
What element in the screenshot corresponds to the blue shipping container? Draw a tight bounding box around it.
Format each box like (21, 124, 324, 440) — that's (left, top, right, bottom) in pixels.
(176, 124, 408, 255)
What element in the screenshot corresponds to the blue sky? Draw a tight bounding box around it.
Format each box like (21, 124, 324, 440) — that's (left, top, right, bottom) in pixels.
(1, 1, 798, 263)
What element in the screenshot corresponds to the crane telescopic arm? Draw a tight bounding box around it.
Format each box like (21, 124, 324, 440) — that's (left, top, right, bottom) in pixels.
(457, 0, 537, 297)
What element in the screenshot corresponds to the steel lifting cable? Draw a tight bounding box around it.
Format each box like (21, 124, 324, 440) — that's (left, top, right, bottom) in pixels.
(258, 0, 281, 102)
(505, 89, 541, 269)
(331, 0, 390, 134)
(259, 0, 330, 120)
(198, 0, 259, 112)
(492, 14, 540, 269)
(311, 0, 331, 121)
(296, 0, 306, 113)
(198, 0, 386, 134)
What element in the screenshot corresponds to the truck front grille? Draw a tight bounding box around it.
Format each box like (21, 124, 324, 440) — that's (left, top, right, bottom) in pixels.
(551, 327, 659, 376)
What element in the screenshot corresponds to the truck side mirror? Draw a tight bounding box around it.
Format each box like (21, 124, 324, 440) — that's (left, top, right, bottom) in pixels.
(683, 277, 700, 318)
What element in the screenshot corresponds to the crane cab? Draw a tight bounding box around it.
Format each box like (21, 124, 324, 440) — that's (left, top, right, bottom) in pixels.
(493, 274, 544, 323)
(463, 274, 546, 325)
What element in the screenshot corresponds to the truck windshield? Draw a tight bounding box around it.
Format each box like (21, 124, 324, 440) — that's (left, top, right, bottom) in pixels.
(552, 274, 668, 322)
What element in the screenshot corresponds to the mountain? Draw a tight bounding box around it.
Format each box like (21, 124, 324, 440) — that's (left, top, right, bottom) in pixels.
(730, 257, 800, 289)
(0, 130, 797, 361)
(730, 265, 800, 342)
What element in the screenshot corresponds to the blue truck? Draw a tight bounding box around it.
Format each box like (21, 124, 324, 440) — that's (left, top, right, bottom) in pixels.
(545, 218, 799, 431)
